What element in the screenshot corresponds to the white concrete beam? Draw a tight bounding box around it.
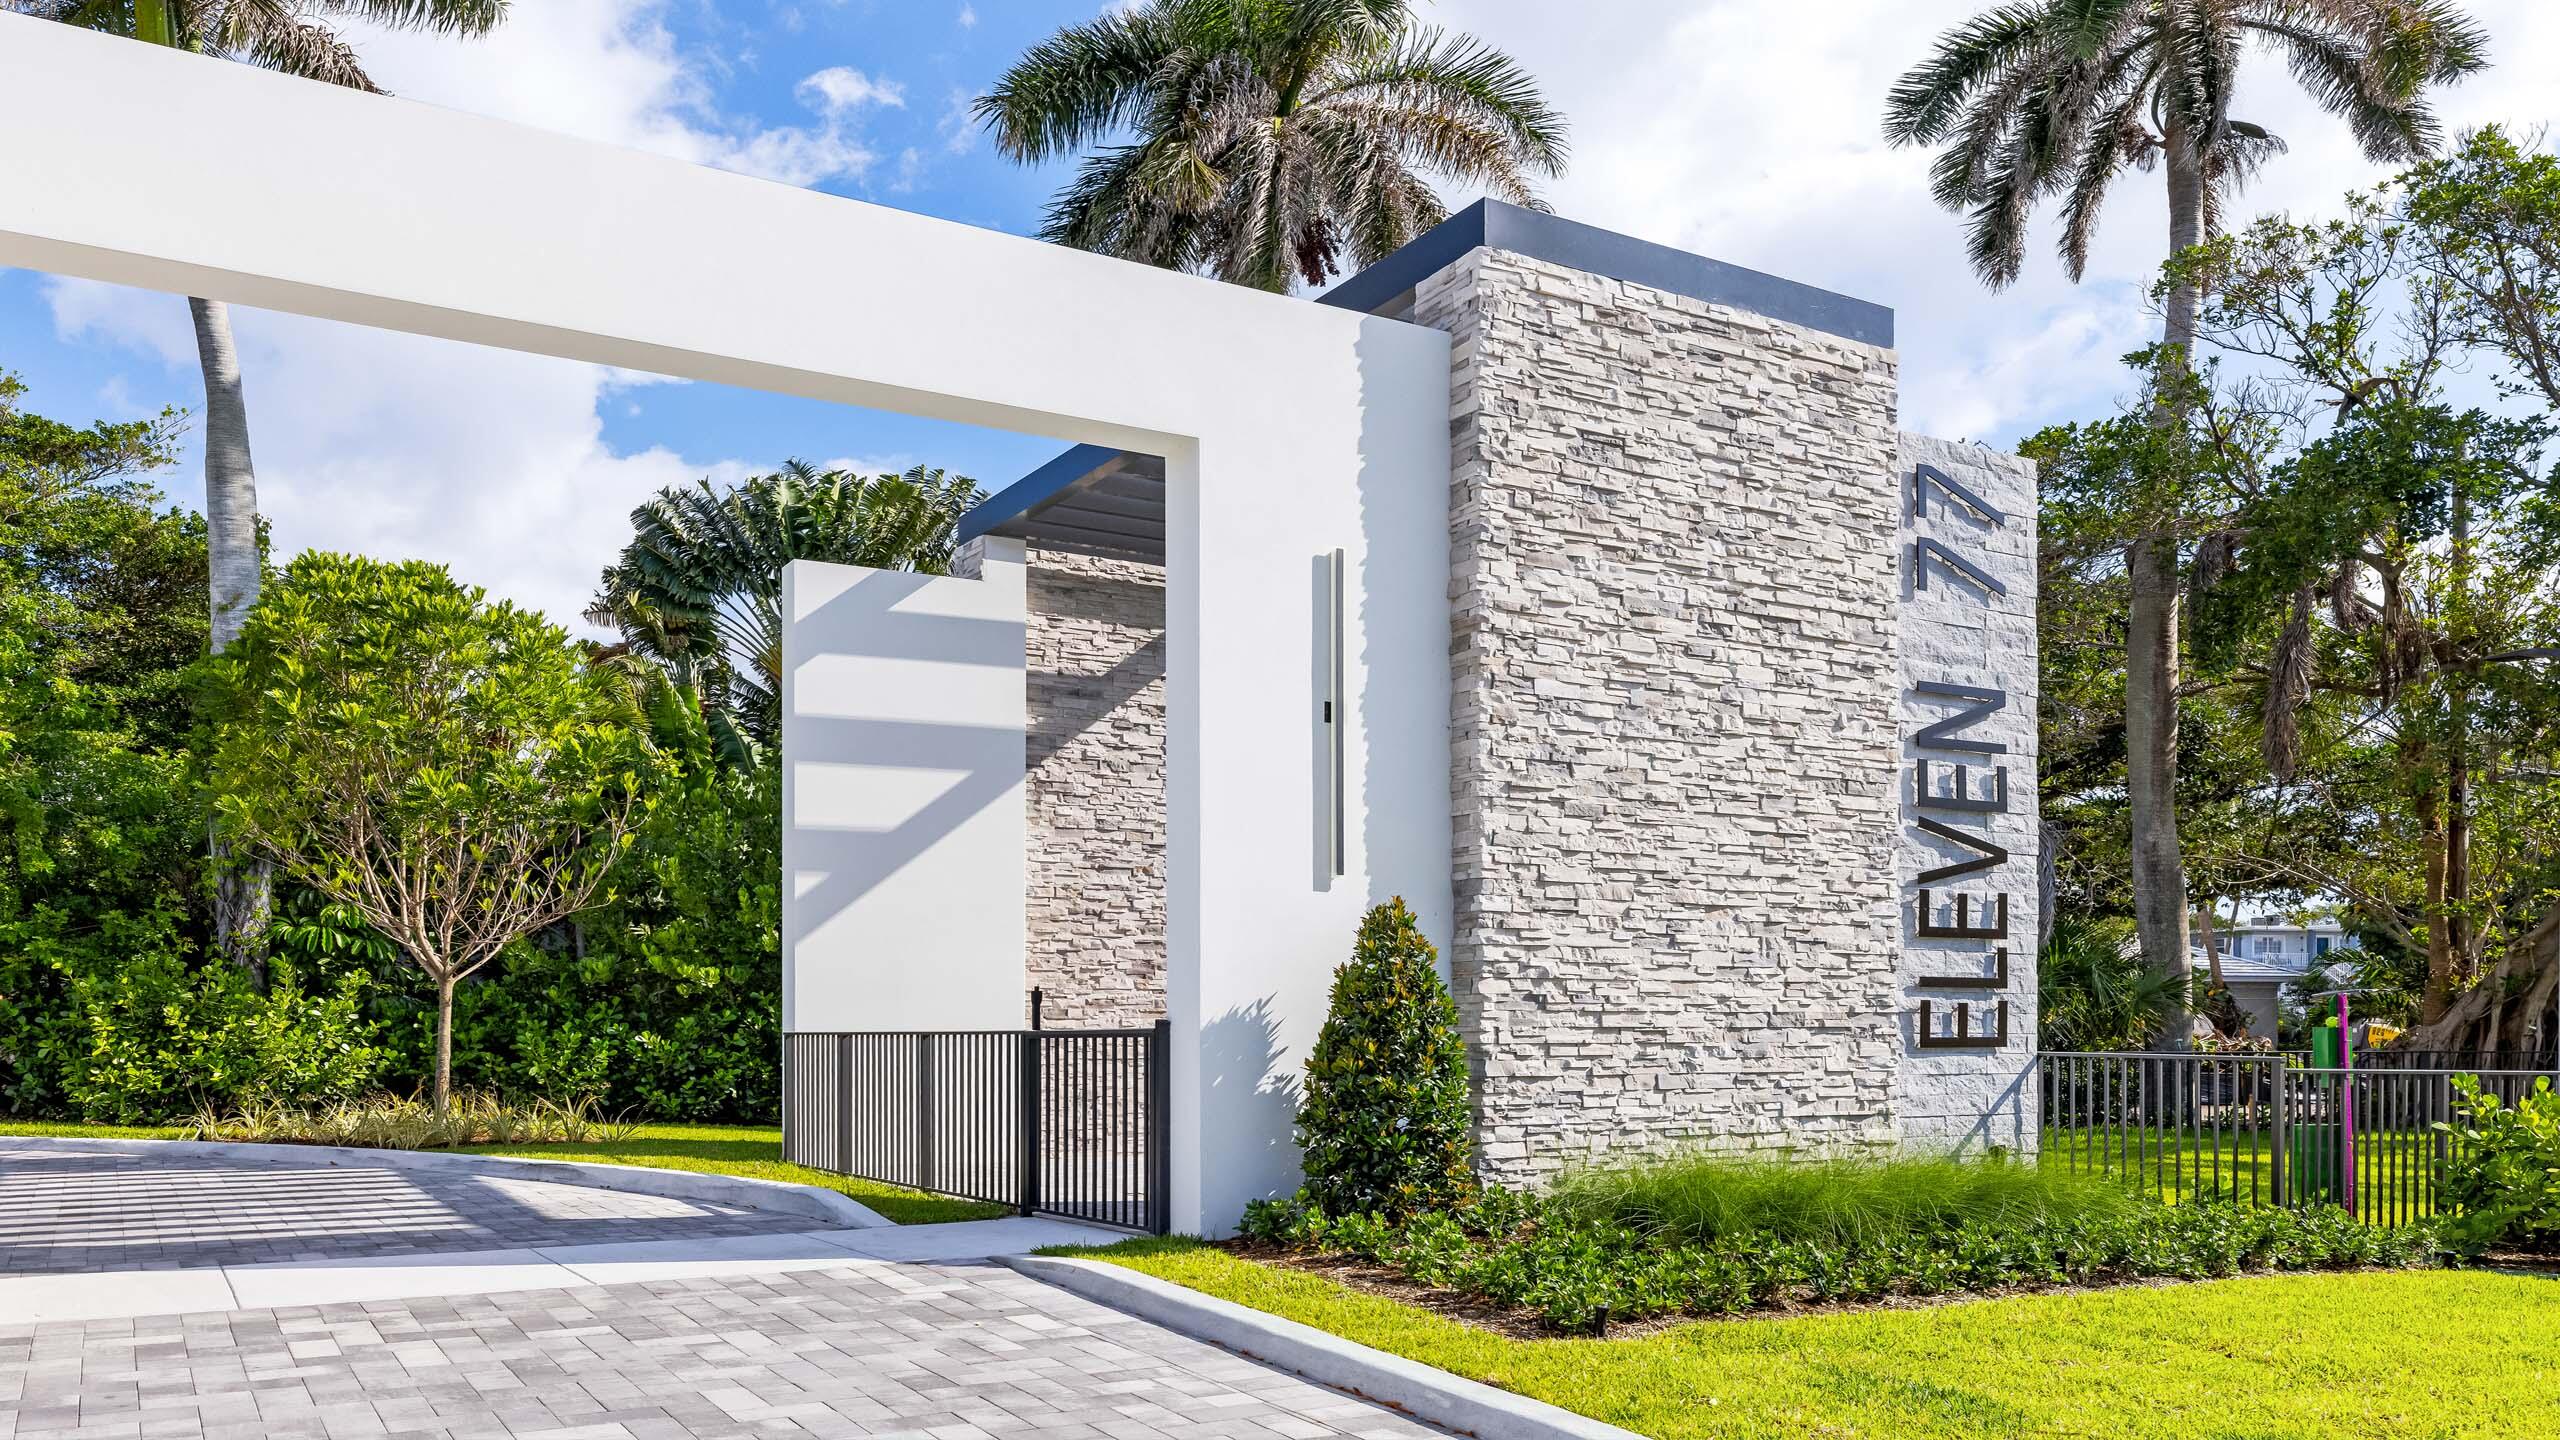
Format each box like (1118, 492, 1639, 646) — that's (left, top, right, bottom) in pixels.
(0, 16, 1453, 1235)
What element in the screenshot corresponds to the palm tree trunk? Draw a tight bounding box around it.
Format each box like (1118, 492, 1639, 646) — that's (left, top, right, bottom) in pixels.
(133, 0, 176, 46)
(193, 296, 272, 982)
(2128, 127, 2204, 1045)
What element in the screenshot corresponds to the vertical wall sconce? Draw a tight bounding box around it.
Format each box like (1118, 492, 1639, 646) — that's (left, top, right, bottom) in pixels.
(1326, 546, 1345, 878)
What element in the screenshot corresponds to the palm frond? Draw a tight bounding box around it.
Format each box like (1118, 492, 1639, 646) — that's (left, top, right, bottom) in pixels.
(1884, 0, 2070, 147)
(974, 5, 1180, 163)
(320, 0, 504, 35)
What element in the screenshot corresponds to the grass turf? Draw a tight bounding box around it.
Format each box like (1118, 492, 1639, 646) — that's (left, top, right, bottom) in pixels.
(2040, 1127, 2455, 1222)
(460, 1124, 1009, 1225)
(0, 1119, 1007, 1226)
(1062, 1238, 2560, 1439)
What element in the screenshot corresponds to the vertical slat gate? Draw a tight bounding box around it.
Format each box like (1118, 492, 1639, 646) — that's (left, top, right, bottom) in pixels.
(782, 1026, 1169, 1233)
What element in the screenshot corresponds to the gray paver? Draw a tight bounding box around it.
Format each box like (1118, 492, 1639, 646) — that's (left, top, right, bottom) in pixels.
(0, 1146, 807, 1275)
(3, 1265, 1447, 1438)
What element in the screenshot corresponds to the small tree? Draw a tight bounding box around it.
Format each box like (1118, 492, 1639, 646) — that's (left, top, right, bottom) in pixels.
(203, 553, 655, 1112)
(1296, 898, 1476, 1217)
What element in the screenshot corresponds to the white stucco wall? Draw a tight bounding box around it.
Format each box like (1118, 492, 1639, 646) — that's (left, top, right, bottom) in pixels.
(0, 15, 1454, 1235)
(780, 547, 1027, 1035)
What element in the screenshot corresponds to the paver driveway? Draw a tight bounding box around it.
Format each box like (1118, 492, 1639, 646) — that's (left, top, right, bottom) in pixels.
(0, 1145, 1448, 1438)
(1, 1253, 1446, 1438)
(0, 1144, 809, 1275)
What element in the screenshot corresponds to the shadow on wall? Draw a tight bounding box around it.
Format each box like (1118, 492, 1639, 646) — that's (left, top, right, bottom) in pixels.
(1028, 630, 1165, 771)
(786, 565, 1024, 1008)
(1202, 998, 1303, 1192)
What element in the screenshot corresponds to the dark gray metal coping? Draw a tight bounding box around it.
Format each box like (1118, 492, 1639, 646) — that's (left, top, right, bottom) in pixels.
(1316, 198, 1893, 347)
(955, 199, 1894, 559)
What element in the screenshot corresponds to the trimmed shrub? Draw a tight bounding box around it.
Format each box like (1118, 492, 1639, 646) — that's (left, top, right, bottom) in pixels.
(2435, 1073, 2560, 1253)
(1295, 898, 1477, 1218)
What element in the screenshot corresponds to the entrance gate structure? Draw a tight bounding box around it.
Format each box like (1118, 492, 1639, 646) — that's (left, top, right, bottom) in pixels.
(3, 14, 2045, 1238)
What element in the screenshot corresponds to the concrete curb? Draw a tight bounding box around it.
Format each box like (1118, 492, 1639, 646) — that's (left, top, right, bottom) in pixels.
(0, 1135, 893, 1230)
(1005, 1254, 1644, 1440)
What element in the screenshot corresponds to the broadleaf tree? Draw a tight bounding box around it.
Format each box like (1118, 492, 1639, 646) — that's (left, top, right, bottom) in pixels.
(7, 0, 513, 973)
(203, 553, 657, 1111)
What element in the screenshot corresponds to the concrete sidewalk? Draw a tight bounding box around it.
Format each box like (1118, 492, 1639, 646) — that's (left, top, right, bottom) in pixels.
(0, 1215, 1125, 1326)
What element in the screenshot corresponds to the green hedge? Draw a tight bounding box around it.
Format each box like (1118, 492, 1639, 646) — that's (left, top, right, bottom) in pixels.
(1242, 1181, 2447, 1333)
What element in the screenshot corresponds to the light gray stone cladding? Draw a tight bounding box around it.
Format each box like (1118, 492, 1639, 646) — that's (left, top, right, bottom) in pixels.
(1024, 546, 1167, 1028)
(1410, 246, 1911, 1185)
(1895, 433, 2039, 1149)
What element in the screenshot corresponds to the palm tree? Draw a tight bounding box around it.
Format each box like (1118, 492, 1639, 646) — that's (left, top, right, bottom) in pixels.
(12, 0, 511, 977)
(976, 0, 1566, 292)
(1884, 1, 2486, 1021)
(589, 462, 982, 763)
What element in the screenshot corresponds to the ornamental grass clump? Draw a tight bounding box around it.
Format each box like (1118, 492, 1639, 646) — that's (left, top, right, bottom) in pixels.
(1294, 898, 1477, 1219)
(188, 1090, 639, 1150)
(1548, 1149, 2135, 1249)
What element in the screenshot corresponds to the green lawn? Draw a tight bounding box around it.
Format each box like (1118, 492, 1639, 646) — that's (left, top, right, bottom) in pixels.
(2041, 1126, 2455, 1222)
(460, 1124, 1008, 1225)
(1063, 1239, 2560, 1439)
(0, 1119, 189, 1139)
(0, 1119, 1006, 1226)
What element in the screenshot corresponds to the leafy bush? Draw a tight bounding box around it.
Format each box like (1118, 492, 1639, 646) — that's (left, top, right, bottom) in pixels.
(189, 1088, 638, 1149)
(1242, 1178, 2445, 1333)
(1548, 1150, 2134, 1248)
(34, 906, 382, 1123)
(1295, 898, 1476, 1218)
(2435, 1073, 2560, 1253)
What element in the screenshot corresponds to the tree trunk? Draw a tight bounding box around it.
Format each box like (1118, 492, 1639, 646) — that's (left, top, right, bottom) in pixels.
(2126, 533, 2190, 1039)
(2127, 126, 2207, 1043)
(2445, 486, 2475, 1008)
(193, 296, 273, 980)
(435, 972, 457, 1116)
(194, 298, 261, 651)
(2197, 900, 2226, 991)
(134, 0, 176, 46)
(2418, 783, 2455, 1024)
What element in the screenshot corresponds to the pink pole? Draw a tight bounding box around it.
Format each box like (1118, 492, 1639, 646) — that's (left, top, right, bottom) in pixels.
(2337, 992, 2357, 1213)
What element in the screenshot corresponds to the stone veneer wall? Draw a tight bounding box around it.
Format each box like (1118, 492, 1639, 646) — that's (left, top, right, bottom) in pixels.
(1895, 433, 2039, 1148)
(1412, 247, 1907, 1185)
(1022, 546, 1167, 1028)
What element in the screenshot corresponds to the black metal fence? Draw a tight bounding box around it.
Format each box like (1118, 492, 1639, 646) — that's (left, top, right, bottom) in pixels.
(2038, 1051, 2554, 1224)
(783, 1022, 1170, 1233)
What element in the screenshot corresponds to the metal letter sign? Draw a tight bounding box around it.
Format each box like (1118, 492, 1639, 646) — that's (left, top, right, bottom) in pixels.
(1906, 460, 2018, 1052)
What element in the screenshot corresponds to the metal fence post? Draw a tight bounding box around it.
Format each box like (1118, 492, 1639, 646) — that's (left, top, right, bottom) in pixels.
(2271, 1055, 2289, 1209)
(836, 1033, 853, 1175)
(1018, 1030, 1042, 1216)
(1147, 1018, 1172, 1235)
(917, 1031, 937, 1195)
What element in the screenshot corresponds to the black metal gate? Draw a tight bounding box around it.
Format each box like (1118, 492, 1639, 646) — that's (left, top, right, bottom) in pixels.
(783, 1022, 1170, 1233)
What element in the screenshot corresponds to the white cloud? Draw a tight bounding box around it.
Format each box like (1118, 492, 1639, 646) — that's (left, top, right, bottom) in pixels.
(798, 65, 905, 116)
(958, 5, 978, 31)
(345, 0, 887, 187)
(1436, 0, 2560, 445)
(45, 276, 748, 632)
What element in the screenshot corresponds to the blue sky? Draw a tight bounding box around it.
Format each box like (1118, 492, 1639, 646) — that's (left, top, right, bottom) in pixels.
(5, 0, 2556, 625)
